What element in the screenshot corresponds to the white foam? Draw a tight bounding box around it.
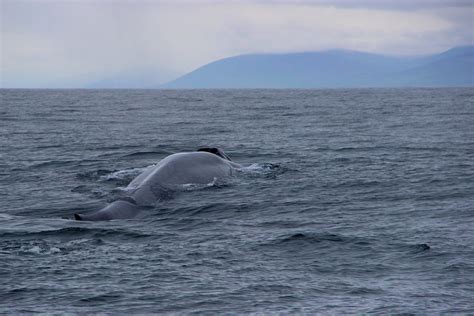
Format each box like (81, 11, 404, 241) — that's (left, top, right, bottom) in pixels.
(179, 177, 219, 191)
(0, 213, 17, 220)
(236, 163, 277, 174)
(100, 165, 155, 181)
(20, 244, 62, 255)
(27, 245, 42, 254)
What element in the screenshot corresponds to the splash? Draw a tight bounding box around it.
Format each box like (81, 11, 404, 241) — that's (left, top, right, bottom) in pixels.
(99, 165, 155, 182)
(236, 163, 281, 175)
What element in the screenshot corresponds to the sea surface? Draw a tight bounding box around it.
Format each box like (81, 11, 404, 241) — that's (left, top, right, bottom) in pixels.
(0, 88, 473, 314)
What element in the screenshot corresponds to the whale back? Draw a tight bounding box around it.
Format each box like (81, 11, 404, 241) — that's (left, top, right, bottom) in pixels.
(74, 199, 138, 221)
(73, 149, 240, 221)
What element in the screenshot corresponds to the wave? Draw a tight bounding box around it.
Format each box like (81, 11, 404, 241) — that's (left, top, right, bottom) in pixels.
(0, 226, 152, 240)
(262, 232, 431, 255)
(99, 166, 152, 182)
(123, 151, 170, 158)
(274, 232, 350, 244)
(75, 166, 153, 192)
(235, 163, 286, 179)
(166, 96, 204, 102)
(28, 160, 78, 169)
(407, 243, 431, 253)
(76, 169, 114, 180)
(312, 145, 452, 153)
(177, 177, 224, 191)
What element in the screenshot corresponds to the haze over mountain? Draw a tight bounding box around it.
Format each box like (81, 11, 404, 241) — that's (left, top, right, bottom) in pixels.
(3, 1, 473, 88)
(86, 68, 177, 89)
(160, 46, 474, 89)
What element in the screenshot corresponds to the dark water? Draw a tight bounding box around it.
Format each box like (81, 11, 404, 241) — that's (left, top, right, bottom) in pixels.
(1, 88, 473, 314)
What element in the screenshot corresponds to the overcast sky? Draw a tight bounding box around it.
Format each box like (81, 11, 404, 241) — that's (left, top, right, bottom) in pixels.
(1, 0, 473, 88)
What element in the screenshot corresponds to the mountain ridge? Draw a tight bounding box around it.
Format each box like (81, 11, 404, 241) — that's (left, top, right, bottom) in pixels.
(160, 46, 474, 88)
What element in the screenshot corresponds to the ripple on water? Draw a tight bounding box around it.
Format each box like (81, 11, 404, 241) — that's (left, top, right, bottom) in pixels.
(1, 88, 473, 314)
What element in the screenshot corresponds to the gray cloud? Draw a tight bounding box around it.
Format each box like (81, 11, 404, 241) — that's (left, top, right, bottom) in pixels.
(1, 0, 472, 88)
(257, 0, 474, 10)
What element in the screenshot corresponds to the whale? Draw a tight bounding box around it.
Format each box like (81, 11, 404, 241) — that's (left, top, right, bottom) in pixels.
(74, 148, 241, 221)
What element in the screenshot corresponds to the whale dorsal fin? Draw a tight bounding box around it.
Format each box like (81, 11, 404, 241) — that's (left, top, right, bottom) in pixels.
(197, 147, 232, 161)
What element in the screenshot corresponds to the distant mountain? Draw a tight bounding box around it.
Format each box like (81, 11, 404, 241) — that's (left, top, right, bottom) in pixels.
(388, 46, 474, 87)
(160, 46, 474, 88)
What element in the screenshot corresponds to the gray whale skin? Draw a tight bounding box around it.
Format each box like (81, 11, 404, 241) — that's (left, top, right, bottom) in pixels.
(74, 148, 241, 221)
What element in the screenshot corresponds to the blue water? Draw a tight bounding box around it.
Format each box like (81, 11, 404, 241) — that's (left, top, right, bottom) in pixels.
(1, 88, 473, 313)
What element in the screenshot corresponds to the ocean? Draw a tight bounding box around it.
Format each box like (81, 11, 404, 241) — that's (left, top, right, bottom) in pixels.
(1, 88, 473, 313)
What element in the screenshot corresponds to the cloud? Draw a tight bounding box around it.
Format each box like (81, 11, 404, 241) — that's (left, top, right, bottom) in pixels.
(254, 0, 473, 10)
(1, 0, 472, 87)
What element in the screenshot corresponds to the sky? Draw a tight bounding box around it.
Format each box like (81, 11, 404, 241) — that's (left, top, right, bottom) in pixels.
(1, 0, 473, 88)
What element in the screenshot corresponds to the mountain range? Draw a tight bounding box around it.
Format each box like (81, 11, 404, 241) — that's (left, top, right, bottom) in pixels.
(160, 46, 473, 88)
